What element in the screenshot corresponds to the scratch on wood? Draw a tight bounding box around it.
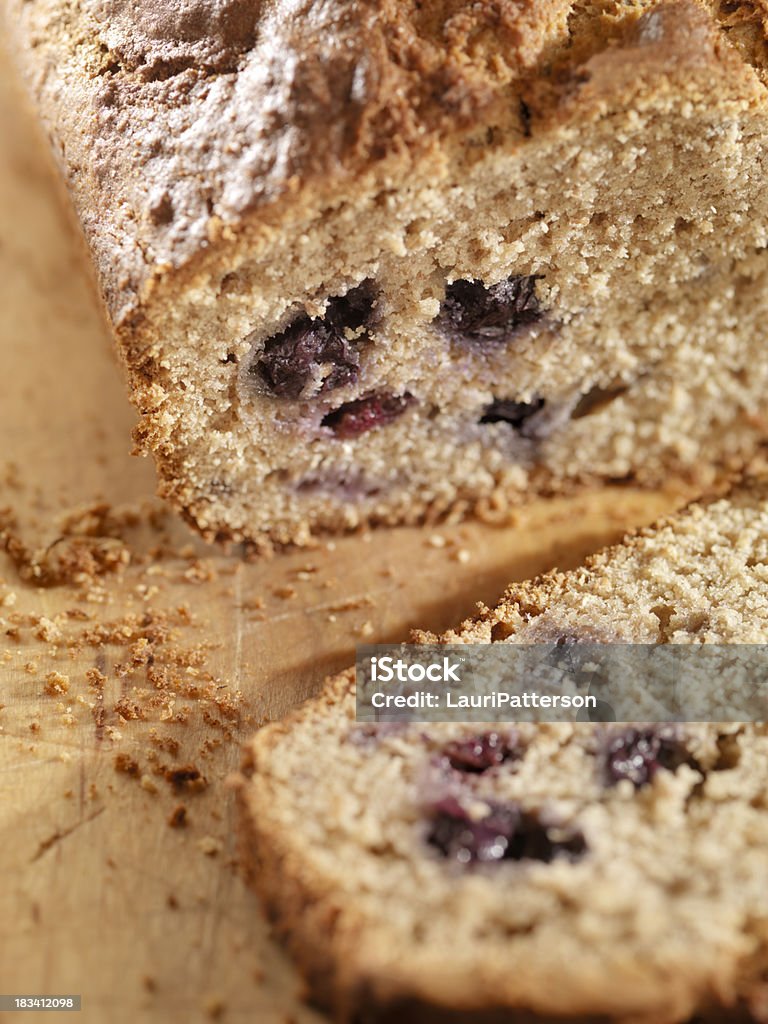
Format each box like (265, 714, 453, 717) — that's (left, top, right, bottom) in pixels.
(252, 591, 377, 628)
(30, 806, 105, 863)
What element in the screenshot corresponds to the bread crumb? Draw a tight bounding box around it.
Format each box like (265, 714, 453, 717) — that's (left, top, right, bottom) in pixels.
(149, 732, 180, 757)
(165, 764, 207, 792)
(454, 548, 472, 564)
(168, 805, 188, 829)
(358, 621, 374, 638)
(203, 995, 225, 1019)
(35, 617, 62, 642)
(44, 671, 70, 696)
(183, 560, 217, 584)
(140, 775, 158, 794)
(197, 835, 223, 857)
(427, 534, 447, 548)
(86, 667, 106, 690)
(272, 585, 297, 600)
(114, 753, 140, 777)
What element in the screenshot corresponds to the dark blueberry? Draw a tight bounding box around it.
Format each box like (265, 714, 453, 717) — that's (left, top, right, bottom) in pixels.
(323, 281, 376, 334)
(427, 796, 586, 865)
(254, 281, 376, 399)
(479, 398, 545, 432)
(436, 275, 544, 345)
(603, 728, 693, 789)
(555, 633, 583, 646)
(442, 732, 518, 773)
(321, 393, 413, 438)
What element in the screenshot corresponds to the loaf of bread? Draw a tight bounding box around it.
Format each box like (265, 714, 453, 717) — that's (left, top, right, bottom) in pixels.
(6, 0, 768, 543)
(235, 479, 768, 1021)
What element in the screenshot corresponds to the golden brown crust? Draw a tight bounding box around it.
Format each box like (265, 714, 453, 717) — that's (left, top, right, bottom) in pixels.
(232, 668, 361, 1016)
(2, 0, 575, 323)
(6, 0, 756, 325)
(424, 475, 768, 647)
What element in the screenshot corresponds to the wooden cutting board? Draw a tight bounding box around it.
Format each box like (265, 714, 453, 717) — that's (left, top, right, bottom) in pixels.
(0, 47, 690, 1024)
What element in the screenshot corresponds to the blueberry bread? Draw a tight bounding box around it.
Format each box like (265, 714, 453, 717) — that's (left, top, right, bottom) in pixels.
(7, 0, 768, 543)
(235, 479, 768, 1021)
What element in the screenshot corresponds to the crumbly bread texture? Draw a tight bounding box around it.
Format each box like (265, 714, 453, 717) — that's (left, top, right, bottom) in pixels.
(6, 0, 768, 543)
(236, 479, 768, 1022)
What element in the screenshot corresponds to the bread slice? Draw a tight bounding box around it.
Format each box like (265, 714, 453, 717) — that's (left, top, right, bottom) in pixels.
(235, 479, 768, 1021)
(6, 0, 768, 544)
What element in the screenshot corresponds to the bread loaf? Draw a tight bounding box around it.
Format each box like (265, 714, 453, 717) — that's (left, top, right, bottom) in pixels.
(6, 0, 768, 543)
(236, 478, 768, 1021)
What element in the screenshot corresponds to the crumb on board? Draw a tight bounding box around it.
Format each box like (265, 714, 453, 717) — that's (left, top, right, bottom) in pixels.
(35, 617, 62, 642)
(165, 764, 208, 792)
(203, 995, 226, 1019)
(140, 774, 158, 794)
(85, 667, 106, 690)
(183, 560, 218, 584)
(426, 534, 447, 548)
(168, 805, 188, 829)
(197, 835, 224, 857)
(114, 753, 140, 777)
(149, 730, 181, 756)
(44, 671, 70, 695)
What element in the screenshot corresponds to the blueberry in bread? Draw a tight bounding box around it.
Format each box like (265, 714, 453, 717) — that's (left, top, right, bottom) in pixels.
(7, 0, 768, 543)
(236, 479, 768, 1021)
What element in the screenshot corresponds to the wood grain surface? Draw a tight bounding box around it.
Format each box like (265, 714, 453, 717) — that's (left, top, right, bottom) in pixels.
(0, 46, 691, 1024)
